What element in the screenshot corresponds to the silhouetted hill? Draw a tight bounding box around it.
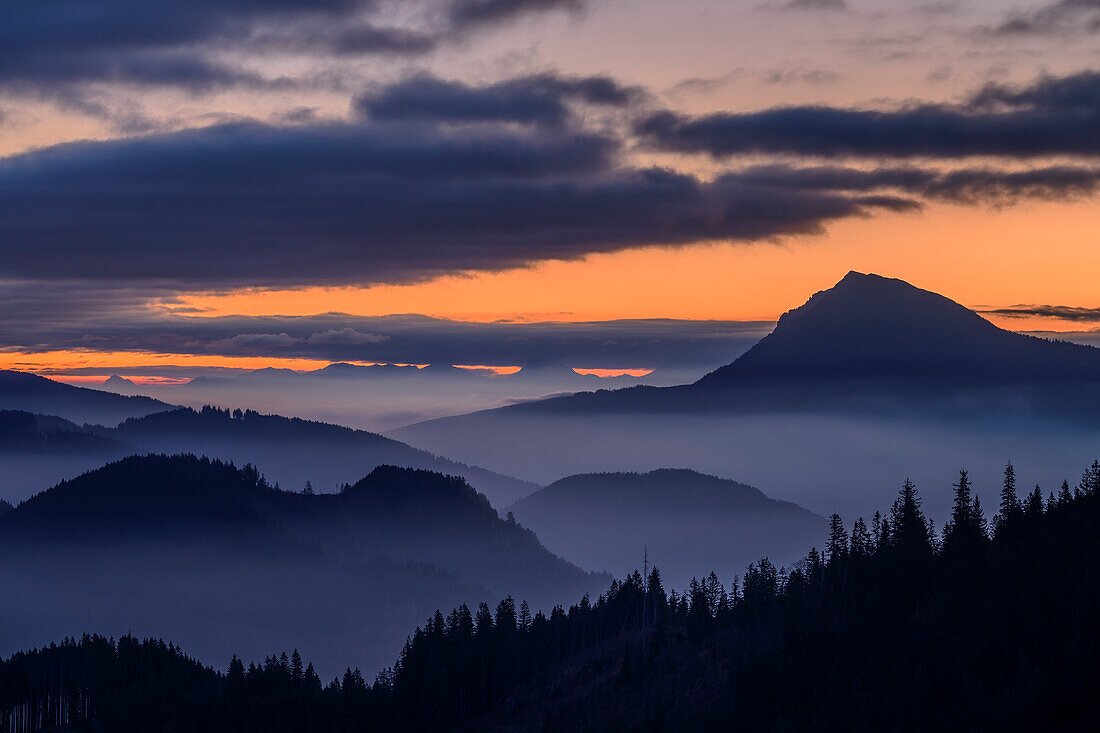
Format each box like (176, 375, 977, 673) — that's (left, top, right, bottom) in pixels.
(0, 499, 10, 517)
(0, 455, 603, 677)
(698, 271, 1100, 385)
(0, 410, 138, 505)
(509, 469, 824, 586)
(0, 370, 172, 425)
(83, 406, 537, 508)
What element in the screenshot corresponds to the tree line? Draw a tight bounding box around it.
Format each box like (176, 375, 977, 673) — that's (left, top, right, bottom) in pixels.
(2, 461, 1098, 731)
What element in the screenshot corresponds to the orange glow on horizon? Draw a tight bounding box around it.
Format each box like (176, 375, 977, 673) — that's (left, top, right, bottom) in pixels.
(168, 201, 1100, 327)
(0, 350, 373, 375)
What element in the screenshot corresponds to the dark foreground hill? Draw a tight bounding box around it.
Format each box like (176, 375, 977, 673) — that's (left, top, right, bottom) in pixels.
(508, 469, 824, 587)
(0, 370, 171, 425)
(0, 455, 603, 677)
(3, 462, 1097, 731)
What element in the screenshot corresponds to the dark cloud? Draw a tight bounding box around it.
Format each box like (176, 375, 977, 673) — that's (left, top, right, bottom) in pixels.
(969, 71, 1100, 111)
(448, 0, 586, 28)
(0, 117, 916, 289)
(637, 70, 1100, 159)
(735, 163, 1100, 204)
(0, 0, 582, 96)
(0, 0, 367, 91)
(981, 305, 1100, 322)
(994, 0, 1100, 35)
(781, 0, 847, 11)
(355, 72, 638, 126)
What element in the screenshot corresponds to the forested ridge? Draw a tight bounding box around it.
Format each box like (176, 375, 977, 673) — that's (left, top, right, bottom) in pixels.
(2, 461, 1098, 732)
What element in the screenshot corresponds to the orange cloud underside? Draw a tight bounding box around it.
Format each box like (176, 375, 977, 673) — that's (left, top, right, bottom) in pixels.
(2, 350, 377, 375)
(574, 368, 654, 377)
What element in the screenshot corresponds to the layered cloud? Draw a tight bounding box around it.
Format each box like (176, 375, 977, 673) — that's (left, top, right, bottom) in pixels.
(3, 62, 1100, 371)
(5, 69, 1100, 292)
(982, 305, 1100, 322)
(0, 0, 586, 95)
(637, 71, 1100, 159)
(0, 114, 918, 288)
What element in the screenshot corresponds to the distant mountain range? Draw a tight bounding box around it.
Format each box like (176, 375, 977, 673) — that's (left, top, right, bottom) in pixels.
(0, 370, 171, 425)
(90, 358, 678, 431)
(0, 454, 604, 677)
(508, 469, 824, 588)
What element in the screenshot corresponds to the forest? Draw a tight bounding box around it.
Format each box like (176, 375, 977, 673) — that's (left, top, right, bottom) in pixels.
(2, 461, 1097, 732)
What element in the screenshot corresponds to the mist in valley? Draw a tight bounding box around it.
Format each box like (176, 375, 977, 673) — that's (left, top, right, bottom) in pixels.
(395, 410, 1100, 526)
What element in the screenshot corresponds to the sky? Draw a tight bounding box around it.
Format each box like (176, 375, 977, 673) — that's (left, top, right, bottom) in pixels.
(2, 0, 1100, 382)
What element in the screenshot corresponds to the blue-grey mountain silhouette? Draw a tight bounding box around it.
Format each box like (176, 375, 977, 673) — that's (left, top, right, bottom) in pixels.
(508, 468, 824, 587)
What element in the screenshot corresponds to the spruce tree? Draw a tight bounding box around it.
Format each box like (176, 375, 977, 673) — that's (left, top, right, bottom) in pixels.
(826, 513, 849, 565)
(943, 470, 979, 552)
(1025, 485, 1044, 517)
(1058, 480, 1072, 506)
(995, 462, 1021, 537)
(890, 479, 931, 554)
(850, 517, 872, 558)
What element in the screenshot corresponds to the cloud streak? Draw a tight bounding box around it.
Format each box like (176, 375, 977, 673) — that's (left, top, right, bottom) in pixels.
(355, 72, 639, 127)
(981, 305, 1100, 322)
(637, 71, 1100, 159)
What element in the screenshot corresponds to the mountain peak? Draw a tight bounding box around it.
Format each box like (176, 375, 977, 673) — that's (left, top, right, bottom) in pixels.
(697, 272, 1099, 384)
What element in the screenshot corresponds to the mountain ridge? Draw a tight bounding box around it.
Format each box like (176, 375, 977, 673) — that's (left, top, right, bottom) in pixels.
(508, 468, 824, 586)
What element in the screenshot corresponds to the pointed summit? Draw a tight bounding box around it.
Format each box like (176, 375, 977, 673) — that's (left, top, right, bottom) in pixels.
(697, 272, 1100, 385)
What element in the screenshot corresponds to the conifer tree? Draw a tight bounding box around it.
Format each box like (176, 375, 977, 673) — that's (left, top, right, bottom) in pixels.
(890, 479, 931, 554)
(1079, 460, 1100, 495)
(1058, 479, 1072, 506)
(995, 462, 1021, 537)
(943, 470, 980, 552)
(518, 601, 532, 632)
(826, 513, 849, 565)
(1025, 485, 1044, 517)
(850, 517, 872, 558)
